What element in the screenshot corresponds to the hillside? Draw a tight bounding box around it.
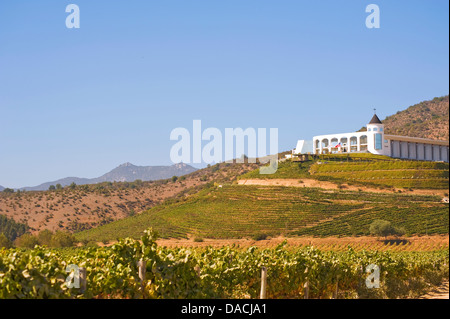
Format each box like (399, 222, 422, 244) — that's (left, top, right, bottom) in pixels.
(382, 95, 449, 140)
(19, 163, 197, 191)
(75, 183, 448, 242)
(74, 153, 449, 242)
(0, 186, 4, 191)
(0, 162, 257, 234)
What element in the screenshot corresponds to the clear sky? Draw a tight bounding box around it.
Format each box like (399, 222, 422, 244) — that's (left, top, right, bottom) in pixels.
(0, 0, 448, 188)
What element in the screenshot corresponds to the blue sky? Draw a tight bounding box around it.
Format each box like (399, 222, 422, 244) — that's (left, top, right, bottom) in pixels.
(0, 0, 448, 188)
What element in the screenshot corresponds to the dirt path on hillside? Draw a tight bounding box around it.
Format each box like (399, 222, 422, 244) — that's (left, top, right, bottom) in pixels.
(419, 281, 449, 299)
(95, 235, 449, 249)
(153, 235, 449, 250)
(237, 179, 448, 196)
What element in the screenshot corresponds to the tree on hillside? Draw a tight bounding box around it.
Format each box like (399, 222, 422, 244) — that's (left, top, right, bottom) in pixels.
(3, 188, 14, 193)
(37, 229, 54, 246)
(14, 233, 39, 248)
(50, 231, 76, 247)
(369, 220, 405, 238)
(0, 233, 12, 248)
(0, 215, 28, 242)
(56, 184, 62, 190)
(49, 185, 56, 191)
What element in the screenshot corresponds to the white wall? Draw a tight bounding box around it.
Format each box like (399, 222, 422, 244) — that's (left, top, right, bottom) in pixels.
(294, 140, 314, 154)
(388, 140, 448, 162)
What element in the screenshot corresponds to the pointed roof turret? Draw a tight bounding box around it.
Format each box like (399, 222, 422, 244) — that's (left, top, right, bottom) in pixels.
(369, 114, 382, 124)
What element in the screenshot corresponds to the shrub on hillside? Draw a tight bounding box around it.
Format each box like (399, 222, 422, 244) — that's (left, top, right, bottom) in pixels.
(85, 241, 99, 247)
(252, 233, 268, 241)
(369, 220, 405, 238)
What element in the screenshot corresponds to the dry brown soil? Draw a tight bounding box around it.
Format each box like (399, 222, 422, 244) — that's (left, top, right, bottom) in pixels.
(0, 163, 257, 234)
(238, 178, 448, 197)
(153, 235, 449, 251)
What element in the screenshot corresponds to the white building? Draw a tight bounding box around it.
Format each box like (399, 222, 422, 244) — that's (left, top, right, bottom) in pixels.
(293, 114, 449, 162)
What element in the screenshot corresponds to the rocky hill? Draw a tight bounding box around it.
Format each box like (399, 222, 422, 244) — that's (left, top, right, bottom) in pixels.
(383, 95, 449, 141)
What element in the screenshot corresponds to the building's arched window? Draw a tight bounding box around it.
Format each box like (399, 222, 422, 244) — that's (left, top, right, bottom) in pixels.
(360, 135, 367, 144)
(330, 138, 339, 147)
(368, 128, 371, 131)
(373, 127, 378, 131)
(330, 138, 339, 153)
(339, 137, 348, 152)
(350, 136, 358, 152)
(360, 135, 368, 151)
(321, 139, 329, 148)
(315, 139, 320, 149)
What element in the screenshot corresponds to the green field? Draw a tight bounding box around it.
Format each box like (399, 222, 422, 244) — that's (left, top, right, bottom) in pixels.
(75, 184, 448, 242)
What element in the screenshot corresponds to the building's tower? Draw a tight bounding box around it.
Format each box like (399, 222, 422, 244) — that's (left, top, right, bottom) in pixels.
(367, 113, 386, 155)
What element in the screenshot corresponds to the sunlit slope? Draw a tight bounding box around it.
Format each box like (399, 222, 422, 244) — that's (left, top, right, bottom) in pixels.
(75, 184, 448, 242)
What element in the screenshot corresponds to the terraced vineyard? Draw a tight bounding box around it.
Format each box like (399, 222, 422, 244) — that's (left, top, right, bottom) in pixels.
(294, 205, 448, 237)
(239, 160, 314, 180)
(240, 154, 449, 189)
(310, 157, 449, 189)
(75, 185, 448, 242)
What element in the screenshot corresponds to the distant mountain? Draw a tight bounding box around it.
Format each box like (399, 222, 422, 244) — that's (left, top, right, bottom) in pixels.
(94, 162, 196, 183)
(383, 96, 449, 140)
(0, 185, 4, 191)
(20, 163, 197, 191)
(21, 177, 93, 192)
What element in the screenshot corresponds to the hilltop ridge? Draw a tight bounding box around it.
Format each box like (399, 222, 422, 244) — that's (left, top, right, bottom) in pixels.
(383, 96, 448, 140)
(19, 163, 197, 191)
